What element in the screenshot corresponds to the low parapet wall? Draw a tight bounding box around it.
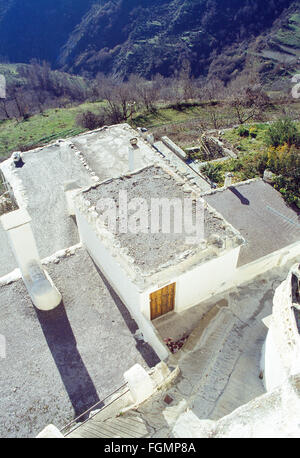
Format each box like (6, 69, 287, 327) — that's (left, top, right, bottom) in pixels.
(161, 136, 188, 161)
(234, 241, 300, 287)
(173, 374, 300, 438)
(263, 263, 300, 392)
(203, 240, 300, 304)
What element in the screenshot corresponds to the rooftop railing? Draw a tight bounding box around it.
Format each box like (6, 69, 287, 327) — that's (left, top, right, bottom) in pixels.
(60, 382, 130, 437)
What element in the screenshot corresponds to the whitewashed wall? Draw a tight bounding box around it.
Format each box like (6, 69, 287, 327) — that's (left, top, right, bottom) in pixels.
(262, 266, 300, 393)
(75, 204, 300, 362)
(134, 240, 300, 322)
(175, 247, 241, 312)
(234, 241, 300, 287)
(138, 246, 240, 318)
(263, 327, 287, 392)
(76, 208, 169, 360)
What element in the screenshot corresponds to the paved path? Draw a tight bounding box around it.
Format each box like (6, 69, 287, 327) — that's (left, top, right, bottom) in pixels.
(76, 259, 298, 438)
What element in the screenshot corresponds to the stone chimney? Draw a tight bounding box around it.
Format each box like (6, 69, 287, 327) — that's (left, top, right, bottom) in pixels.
(0, 208, 62, 311)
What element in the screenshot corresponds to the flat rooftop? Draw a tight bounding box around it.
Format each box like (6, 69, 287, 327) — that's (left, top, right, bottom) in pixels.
(70, 124, 158, 182)
(0, 142, 93, 277)
(0, 124, 208, 278)
(81, 165, 243, 279)
(0, 247, 159, 438)
(205, 180, 300, 266)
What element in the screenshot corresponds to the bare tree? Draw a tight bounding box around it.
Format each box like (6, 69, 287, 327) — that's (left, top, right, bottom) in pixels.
(76, 110, 105, 130)
(128, 74, 158, 112)
(179, 60, 198, 102)
(0, 99, 10, 119)
(11, 85, 30, 120)
(227, 71, 270, 124)
(95, 74, 137, 124)
(202, 78, 225, 129)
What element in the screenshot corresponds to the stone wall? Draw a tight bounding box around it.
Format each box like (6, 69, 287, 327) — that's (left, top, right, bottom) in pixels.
(0, 193, 17, 217)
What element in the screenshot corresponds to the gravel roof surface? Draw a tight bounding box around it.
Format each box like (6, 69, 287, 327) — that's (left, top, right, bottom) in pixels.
(70, 124, 155, 182)
(84, 166, 233, 274)
(0, 143, 93, 278)
(205, 180, 300, 266)
(0, 248, 159, 438)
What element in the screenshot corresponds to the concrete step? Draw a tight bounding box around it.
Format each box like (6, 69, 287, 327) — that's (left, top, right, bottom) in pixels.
(173, 303, 265, 420)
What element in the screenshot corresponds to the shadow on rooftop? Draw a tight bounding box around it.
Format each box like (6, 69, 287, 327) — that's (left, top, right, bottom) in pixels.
(229, 186, 250, 205)
(92, 261, 161, 369)
(34, 302, 102, 419)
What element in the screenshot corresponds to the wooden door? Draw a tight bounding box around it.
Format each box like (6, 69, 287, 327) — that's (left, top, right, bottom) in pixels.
(150, 283, 176, 320)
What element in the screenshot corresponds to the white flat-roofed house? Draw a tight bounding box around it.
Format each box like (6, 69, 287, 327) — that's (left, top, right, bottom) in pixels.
(74, 165, 244, 358)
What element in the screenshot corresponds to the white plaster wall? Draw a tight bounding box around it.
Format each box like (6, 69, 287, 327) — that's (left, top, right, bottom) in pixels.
(173, 374, 300, 438)
(234, 241, 300, 287)
(264, 326, 288, 392)
(75, 205, 300, 362)
(175, 246, 240, 312)
(139, 241, 300, 320)
(138, 247, 240, 319)
(7, 224, 40, 276)
(75, 209, 169, 360)
(191, 240, 300, 302)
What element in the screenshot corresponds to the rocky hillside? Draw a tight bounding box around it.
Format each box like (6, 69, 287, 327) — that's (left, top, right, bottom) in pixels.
(0, 0, 298, 81)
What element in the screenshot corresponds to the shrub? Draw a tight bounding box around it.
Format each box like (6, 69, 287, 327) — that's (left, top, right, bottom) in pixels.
(265, 145, 300, 204)
(76, 111, 105, 131)
(265, 118, 300, 148)
(238, 125, 249, 137)
(273, 175, 298, 205)
(200, 162, 223, 184)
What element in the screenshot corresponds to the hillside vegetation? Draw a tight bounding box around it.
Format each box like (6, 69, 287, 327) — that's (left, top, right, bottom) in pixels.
(0, 0, 298, 83)
(0, 62, 93, 121)
(204, 120, 300, 207)
(0, 1, 299, 209)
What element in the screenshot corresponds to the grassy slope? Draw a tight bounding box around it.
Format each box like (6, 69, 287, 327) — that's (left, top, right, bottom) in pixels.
(0, 101, 217, 158)
(0, 96, 298, 207)
(273, 12, 300, 51)
(0, 62, 89, 90)
(0, 101, 105, 158)
(1, 96, 300, 157)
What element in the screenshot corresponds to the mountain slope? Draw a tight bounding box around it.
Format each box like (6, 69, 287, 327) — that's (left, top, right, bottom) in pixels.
(0, 0, 298, 80)
(0, 0, 94, 63)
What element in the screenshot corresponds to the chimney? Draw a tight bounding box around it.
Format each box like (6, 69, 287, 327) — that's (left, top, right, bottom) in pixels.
(64, 181, 81, 216)
(128, 138, 139, 172)
(0, 208, 62, 311)
(224, 172, 234, 188)
(128, 146, 135, 172)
